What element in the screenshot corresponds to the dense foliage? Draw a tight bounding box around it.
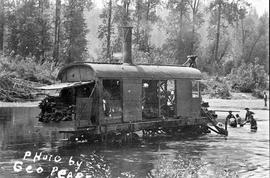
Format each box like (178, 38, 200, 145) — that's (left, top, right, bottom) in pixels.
(0, 0, 269, 101)
(228, 61, 268, 92)
(0, 56, 58, 83)
(200, 74, 231, 99)
(0, 0, 92, 65)
(0, 55, 59, 101)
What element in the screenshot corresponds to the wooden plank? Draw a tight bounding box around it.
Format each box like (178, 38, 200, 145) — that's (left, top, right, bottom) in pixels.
(191, 98, 201, 117)
(76, 97, 93, 127)
(36, 121, 75, 132)
(99, 117, 202, 134)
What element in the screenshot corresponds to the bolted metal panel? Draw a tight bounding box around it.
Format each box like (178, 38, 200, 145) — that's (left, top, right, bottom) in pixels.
(176, 79, 192, 117)
(191, 98, 201, 117)
(122, 78, 142, 122)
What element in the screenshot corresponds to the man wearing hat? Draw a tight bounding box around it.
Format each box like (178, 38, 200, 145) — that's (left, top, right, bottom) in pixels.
(245, 108, 254, 123)
(235, 114, 243, 126)
(226, 111, 237, 128)
(183, 55, 198, 68)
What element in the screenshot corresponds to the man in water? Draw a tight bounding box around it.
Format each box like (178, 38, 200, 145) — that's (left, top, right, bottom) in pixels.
(245, 108, 254, 123)
(235, 114, 243, 127)
(250, 114, 257, 131)
(225, 111, 237, 128)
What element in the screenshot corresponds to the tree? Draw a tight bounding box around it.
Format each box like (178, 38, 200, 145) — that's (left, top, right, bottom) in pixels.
(106, 0, 113, 60)
(208, 0, 249, 66)
(187, 0, 203, 54)
(98, 0, 135, 62)
(6, 0, 52, 60)
(211, 0, 222, 64)
(113, 0, 132, 53)
(37, 0, 51, 61)
(98, 0, 113, 61)
(246, 14, 267, 63)
(164, 0, 193, 64)
(53, 0, 61, 65)
(133, 0, 160, 52)
(0, 0, 4, 52)
(62, 0, 92, 64)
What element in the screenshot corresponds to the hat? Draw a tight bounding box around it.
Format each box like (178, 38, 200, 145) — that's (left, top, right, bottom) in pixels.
(245, 108, 249, 110)
(228, 111, 232, 113)
(236, 114, 239, 117)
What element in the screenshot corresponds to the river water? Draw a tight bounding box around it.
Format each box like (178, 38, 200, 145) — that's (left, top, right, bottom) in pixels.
(0, 99, 269, 178)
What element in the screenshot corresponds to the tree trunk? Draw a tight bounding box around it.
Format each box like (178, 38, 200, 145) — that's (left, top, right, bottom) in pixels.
(39, 0, 45, 61)
(214, 0, 221, 63)
(135, 0, 140, 46)
(0, 0, 4, 52)
(190, 0, 199, 54)
(106, 0, 112, 61)
(247, 34, 262, 63)
(123, 0, 130, 26)
(54, 0, 61, 65)
(240, 18, 246, 58)
(180, 11, 183, 40)
(145, 0, 150, 52)
(190, 11, 195, 54)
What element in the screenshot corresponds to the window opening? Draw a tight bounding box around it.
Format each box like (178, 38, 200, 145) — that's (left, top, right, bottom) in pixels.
(159, 80, 176, 117)
(102, 79, 122, 119)
(142, 80, 176, 119)
(192, 80, 200, 98)
(142, 80, 159, 119)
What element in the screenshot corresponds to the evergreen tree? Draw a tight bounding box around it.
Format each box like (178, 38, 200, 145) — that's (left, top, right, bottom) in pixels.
(208, 0, 249, 64)
(0, 0, 4, 52)
(98, 0, 134, 62)
(53, 0, 61, 65)
(63, 0, 92, 64)
(6, 0, 52, 61)
(133, 0, 160, 52)
(98, 0, 114, 61)
(164, 0, 193, 64)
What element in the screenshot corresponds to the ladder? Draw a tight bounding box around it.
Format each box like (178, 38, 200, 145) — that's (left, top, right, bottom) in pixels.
(201, 108, 228, 136)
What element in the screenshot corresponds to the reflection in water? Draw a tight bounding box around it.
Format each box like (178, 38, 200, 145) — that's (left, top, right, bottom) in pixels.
(0, 107, 269, 177)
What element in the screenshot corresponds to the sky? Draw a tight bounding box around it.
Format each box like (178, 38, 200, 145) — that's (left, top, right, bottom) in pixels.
(248, 0, 269, 16)
(93, 0, 269, 17)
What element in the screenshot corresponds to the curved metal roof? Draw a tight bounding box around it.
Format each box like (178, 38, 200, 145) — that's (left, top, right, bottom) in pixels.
(57, 63, 202, 80)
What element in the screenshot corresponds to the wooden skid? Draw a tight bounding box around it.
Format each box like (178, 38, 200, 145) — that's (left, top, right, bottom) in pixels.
(58, 118, 205, 135)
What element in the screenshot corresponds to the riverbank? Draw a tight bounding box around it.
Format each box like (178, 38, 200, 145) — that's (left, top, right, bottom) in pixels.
(205, 98, 269, 111)
(0, 92, 268, 109)
(0, 101, 40, 107)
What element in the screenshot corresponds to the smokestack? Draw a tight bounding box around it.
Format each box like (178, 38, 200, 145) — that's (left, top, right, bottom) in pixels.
(122, 26, 133, 65)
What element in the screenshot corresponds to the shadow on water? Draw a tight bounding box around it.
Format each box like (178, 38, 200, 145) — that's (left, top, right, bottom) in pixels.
(0, 106, 269, 177)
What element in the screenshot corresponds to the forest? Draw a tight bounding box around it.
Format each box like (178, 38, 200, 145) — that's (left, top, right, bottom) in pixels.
(0, 0, 269, 101)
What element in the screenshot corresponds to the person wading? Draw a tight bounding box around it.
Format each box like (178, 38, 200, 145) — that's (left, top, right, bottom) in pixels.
(225, 111, 237, 130)
(263, 92, 267, 107)
(235, 114, 243, 127)
(250, 114, 257, 131)
(245, 108, 254, 123)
